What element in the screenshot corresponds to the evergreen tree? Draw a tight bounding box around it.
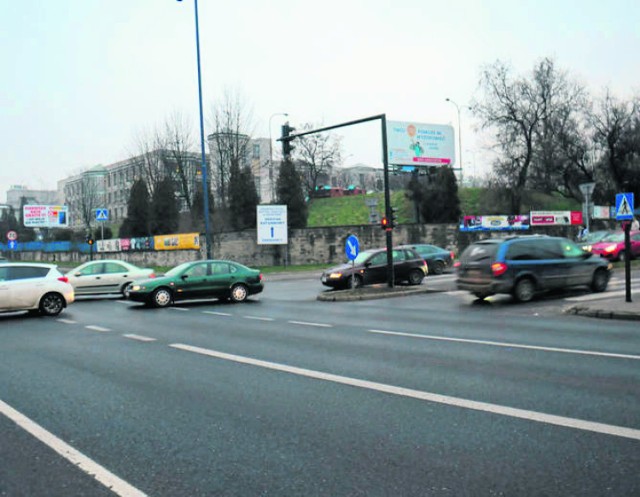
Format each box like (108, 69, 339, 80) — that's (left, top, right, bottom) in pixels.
(276, 159, 307, 228)
(417, 167, 461, 223)
(150, 177, 180, 235)
(228, 163, 259, 230)
(119, 178, 150, 237)
(191, 181, 214, 230)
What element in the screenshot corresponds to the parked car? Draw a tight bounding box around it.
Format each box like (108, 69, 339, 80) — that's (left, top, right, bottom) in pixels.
(456, 235, 612, 302)
(0, 263, 74, 316)
(321, 247, 428, 290)
(127, 260, 264, 307)
(66, 260, 155, 297)
(579, 230, 611, 252)
(398, 243, 454, 275)
(590, 231, 640, 261)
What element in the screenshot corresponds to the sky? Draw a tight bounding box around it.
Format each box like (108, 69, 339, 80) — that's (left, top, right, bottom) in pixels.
(2, 0, 639, 200)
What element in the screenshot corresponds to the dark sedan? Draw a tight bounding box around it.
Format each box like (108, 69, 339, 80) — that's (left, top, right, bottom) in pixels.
(128, 260, 264, 307)
(321, 247, 427, 290)
(398, 243, 455, 275)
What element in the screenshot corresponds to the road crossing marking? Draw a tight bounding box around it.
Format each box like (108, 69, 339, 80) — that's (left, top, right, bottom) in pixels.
(565, 289, 640, 302)
(203, 311, 232, 316)
(0, 399, 147, 497)
(243, 316, 275, 321)
(85, 325, 110, 332)
(368, 329, 640, 361)
(169, 343, 640, 441)
(123, 334, 157, 342)
(56, 319, 77, 324)
(288, 320, 333, 328)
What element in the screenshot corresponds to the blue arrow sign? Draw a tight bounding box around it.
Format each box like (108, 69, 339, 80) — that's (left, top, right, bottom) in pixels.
(345, 235, 360, 261)
(615, 193, 634, 221)
(96, 208, 109, 221)
(8, 240, 17, 250)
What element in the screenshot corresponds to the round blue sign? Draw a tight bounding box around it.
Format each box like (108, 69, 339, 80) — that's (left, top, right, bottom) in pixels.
(345, 235, 359, 261)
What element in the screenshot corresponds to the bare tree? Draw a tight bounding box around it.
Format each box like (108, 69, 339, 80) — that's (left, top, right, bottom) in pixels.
(208, 88, 255, 208)
(163, 111, 197, 211)
(131, 125, 168, 196)
(75, 170, 105, 233)
(294, 123, 342, 196)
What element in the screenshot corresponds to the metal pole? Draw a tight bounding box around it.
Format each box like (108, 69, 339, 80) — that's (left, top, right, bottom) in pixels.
(381, 114, 394, 288)
(187, 0, 213, 259)
(624, 222, 632, 303)
(446, 98, 463, 185)
(269, 113, 288, 203)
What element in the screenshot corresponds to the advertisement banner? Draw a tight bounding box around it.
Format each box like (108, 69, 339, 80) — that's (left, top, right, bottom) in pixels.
(122, 237, 154, 251)
(154, 232, 200, 251)
(592, 206, 611, 219)
(97, 239, 121, 253)
(23, 205, 69, 228)
(386, 121, 455, 166)
(530, 211, 583, 226)
(460, 215, 530, 231)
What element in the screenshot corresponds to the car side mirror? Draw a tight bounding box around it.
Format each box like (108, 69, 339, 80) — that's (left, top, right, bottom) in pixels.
(181, 274, 189, 280)
(364, 261, 372, 267)
(74, 272, 81, 277)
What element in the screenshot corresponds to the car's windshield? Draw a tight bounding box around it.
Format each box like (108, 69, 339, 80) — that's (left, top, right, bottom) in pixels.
(165, 262, 193, 277)
(602, 233, 624, 243)
(583, 231, 609, 243)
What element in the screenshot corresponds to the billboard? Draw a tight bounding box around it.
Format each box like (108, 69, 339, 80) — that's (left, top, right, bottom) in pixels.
(386, 121, 455, 167)
(154, 232, 200, 251)
(460, 215, 530, 232)
(23, 205, 69, 228)
(530, 211, 583, 226)
(257, 205, 288, 245)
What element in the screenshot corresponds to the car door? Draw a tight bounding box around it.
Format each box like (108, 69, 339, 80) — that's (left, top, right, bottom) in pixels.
(559, 238, 593, 287)
(533, 239, 569, 290)
(101, 262, 130, 293)
(174, 262, 211, 300)
(392, 249, 411, 281)
(631, 233, 640, 257)
(71, 262, 106, 294)
(6, 266, 50, 309)
(208, 262, 235, 298)
(362, 252, 388, 285)
(0, 266, 10, 310)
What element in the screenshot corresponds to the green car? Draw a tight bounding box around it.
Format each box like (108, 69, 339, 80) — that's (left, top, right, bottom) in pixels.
(128, 260, 264, 307)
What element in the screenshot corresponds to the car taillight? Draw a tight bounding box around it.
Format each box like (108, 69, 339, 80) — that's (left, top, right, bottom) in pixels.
(491, 262, 508, 277)
(450, 251, 455, 260)
(149, 273, 156, 278)
(259, 273, 264, 281)
(57, 276, 69, 283)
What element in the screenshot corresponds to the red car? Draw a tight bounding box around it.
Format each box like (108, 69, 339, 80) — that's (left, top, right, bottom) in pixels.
(590, 230, 640, 261)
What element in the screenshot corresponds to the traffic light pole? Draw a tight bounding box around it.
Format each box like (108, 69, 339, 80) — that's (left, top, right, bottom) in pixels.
(278, 114, 395, 288)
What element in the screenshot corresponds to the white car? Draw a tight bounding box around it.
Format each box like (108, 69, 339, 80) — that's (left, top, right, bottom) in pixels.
(66, 259, 155, 297)
(0, 263, 75, 316)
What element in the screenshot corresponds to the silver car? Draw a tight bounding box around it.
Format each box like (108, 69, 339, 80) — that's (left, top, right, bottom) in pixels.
(66, 259, 155, 297)
(0, 263, 75, 316)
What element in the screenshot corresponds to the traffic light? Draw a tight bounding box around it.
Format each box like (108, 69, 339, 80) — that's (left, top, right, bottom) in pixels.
(281, 122, 296, 159)
(390, 206, 399, 228)
(86, 236, 95, 246)
(380, 216, 390, 230)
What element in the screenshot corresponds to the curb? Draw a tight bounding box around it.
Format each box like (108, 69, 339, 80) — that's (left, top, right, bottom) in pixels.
(563, 305, 640, 321)
(316, 286, 434, 302)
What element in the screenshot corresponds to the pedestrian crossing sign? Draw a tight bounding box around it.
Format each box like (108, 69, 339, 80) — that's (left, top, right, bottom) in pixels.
(96, 208, 109, 221)
(615, 193, 634, 221)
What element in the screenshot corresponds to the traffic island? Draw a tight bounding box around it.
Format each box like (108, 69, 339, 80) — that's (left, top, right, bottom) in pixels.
(317, 284, 432, 302)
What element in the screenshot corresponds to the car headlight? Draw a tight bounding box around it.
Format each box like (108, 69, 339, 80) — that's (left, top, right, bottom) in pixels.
(131, 285, 143, 291)
(329, 272, 343, 279)
(604, 245, 617, 253)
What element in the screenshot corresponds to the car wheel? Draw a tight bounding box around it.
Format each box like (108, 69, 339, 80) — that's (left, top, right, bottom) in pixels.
(618, 251, 626, 262)
(39, 293, 65, 316)
(121, 282, 133, 299)
(591, 268, 609, 293)
(431, 260, 445, 275)
(152, 288, 172, 308)
(408, 269, 424, 285)
(348, 275, 363, 289)
(230, 283, 249, 303)
(513, 278, 535, 303)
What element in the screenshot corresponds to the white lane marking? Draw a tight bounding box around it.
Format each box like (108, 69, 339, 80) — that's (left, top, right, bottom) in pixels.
(368, 329, 640, 361)
(203, 311, 232, 316)
(85, 325, 110, 332)
(0, 399, 147, 497)
(123, 334, 157, 342)
(565, 289, 639, 302)
(56, 319, 77, 324)
(243, 316, 275, 321)
(169, 307, 189, 312)
(116, 300, 135, 305)
(288, 320, 332, 328)
(169, 343, 640, 441)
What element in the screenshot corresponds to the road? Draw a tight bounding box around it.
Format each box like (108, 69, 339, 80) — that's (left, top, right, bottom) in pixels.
(1, 273, 639, 496)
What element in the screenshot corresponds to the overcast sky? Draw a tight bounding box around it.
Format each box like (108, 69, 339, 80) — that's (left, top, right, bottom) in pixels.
(2, 0, 639, 200)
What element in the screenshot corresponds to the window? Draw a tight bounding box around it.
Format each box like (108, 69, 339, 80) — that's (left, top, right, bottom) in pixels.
(368, 252, 387, 265)
(212, 262, 230, 275)
(104, 263, 127, 274)
(560, 240, 586, 258)
(7, 266, 50, 280)
(184, 263, 208, 277)
(253, 144, 261, 159)
(79, 263, 104, 276)
(392, 250, 406, 262)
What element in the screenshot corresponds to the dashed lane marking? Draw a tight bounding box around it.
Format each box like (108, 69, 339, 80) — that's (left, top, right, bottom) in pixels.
(123, 334, 157, 342)
(56, 319, 77, 324)
(0, 399, 147, 497)
(368, 329, 640, 361)
(288, 320, 333, 328)
(243, 316, 275, 321)
(169, 343, 640, 442)
(203, 311, 232, 316)
(85, 325, 110, 332)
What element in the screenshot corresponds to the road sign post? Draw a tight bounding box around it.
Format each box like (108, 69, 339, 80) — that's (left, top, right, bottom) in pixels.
(345, 235, 360, 290)
(615, 193, 635, 303)
(579, 182, 596, 234)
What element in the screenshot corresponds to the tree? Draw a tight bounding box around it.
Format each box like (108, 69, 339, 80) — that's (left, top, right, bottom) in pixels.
(191, 180, 215, 231)
(294, 123, 342, 196)
(119, 178, 150, 237)
(228, 163, 259, 230)
(406, 167, 461, 223)
(150, 177, 180, 235)
(75, 170, 106, 233)
(277, 159, 307, 229)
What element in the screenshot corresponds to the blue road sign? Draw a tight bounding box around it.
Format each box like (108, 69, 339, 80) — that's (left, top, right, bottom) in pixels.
(8, 240, 17, 250)
(615, 193, 634, 221)
(96, 208, 109, 222)
(345, 235, 360, 261)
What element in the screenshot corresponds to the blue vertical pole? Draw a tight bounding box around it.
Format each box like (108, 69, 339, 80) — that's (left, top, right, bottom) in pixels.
(193, 0, 213, 258)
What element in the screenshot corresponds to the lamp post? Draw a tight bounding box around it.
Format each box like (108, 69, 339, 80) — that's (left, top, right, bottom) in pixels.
(268, 112, 288, 203)
(179, 0, 212, 258)
(446, 98, 464, 185)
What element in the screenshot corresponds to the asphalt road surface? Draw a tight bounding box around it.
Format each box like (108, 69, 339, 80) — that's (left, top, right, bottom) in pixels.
(1, 273, 639, 496)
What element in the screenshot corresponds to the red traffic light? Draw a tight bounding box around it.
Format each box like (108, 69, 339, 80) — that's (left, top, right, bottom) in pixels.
(381, 217, 389, 229)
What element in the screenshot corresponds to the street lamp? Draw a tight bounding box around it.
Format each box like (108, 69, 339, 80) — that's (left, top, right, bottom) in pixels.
(268, 112, 288, 203)
(445, 98, 466, 185)
(179, 0, 212, 259)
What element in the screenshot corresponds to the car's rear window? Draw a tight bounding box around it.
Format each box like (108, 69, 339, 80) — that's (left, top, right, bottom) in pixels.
(506, 239, 563, 260)
(460, 242, 500, 262)
(6, 266, 50, 281)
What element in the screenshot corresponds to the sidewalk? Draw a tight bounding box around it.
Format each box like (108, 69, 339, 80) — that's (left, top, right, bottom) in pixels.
(563, 293, 640, 321)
